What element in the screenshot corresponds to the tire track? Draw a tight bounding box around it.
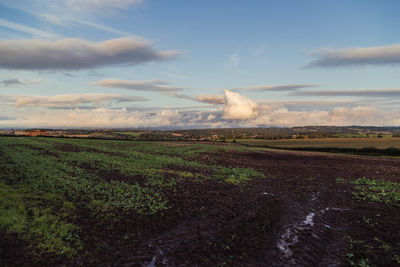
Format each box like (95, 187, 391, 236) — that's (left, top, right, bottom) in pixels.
(276, 191, 350, 266)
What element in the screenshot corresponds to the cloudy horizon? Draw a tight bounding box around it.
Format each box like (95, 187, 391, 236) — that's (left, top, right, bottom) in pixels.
(0, 1, 399, 129)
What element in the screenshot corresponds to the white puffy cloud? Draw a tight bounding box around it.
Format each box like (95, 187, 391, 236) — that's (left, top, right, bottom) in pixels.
(307, 44, 400, 68)
(0, 37, 180, 70)
(248, 106, 400, 127)
(1, 90, 400, 128)
(90, 79, 185, 92)
(1, 103, 400, 128)
(223, 90, 258, 120)
(0, 108, 187, 128)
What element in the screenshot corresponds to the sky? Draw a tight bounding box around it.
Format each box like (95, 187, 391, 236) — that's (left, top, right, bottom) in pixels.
(0, 0, 399, 129)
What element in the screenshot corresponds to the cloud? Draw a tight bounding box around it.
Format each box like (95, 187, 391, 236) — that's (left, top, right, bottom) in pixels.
(0, 107, 189, 129)
(224, 50, 241, 73)
(306, 44, 400, 68)
(90, 79, 185, 92)
(233, 84, 319, 92)
(37, 14, 72, 28)
(162, 92, 225, 105)
(66, 0, 142, 13)
(1, 79, 40, 87)
(223, 90, 258, 120)
(0, 37, 180, 70)
(37, 14, 130, 36)
(0, 18, 60, 39)
(291, 89, 400, 98)
(195, 94, 225, 105)
(2, 103, 400, 129)
(257, 99, 356, 110)
(253, 45, 266, 56)
(1, 93, 147, 108)
(250, 106, 400, 127)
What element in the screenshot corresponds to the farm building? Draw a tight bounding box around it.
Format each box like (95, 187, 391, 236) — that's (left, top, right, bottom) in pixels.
(25, 129, 47, 136)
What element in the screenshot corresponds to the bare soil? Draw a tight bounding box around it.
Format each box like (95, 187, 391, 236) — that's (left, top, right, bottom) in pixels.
(3, 147, 400, 266)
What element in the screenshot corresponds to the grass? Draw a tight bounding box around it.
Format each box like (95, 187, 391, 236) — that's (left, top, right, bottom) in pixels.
(0, 136, 269, 261)
(214, 167, 266, 185)
(350, 178, 400, 206)
(115, 131, 144, 137)
(238, 138, 400, 157)
(336, 177, 400, 206)
(238, 137, 400, 149)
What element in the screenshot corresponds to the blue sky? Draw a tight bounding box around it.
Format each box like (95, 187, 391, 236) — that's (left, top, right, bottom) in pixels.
(0, 0, 399, 128)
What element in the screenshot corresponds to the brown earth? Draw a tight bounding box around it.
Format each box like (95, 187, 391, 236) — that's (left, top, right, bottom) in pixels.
(111, 149, 400, 266)
(3, 147, 400, 266)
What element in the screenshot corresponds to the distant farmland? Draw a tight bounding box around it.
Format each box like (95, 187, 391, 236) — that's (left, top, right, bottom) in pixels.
(238, 137, 400, 149)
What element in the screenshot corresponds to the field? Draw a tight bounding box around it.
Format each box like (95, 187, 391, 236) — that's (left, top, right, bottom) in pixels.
(238, 137, 400, 149)
(1, 137, 400, 266)
(238, 137, 400, 157)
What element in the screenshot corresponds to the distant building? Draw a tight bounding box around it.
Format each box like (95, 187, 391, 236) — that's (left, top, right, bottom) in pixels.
(25, 129, 47, 136)
(14, 130, 26, 135)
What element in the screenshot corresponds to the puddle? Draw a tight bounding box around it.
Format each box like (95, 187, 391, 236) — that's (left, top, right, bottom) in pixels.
(303, 212, 315, 226)
(277, 211, 317, 257)
(144, 249, 164, 267)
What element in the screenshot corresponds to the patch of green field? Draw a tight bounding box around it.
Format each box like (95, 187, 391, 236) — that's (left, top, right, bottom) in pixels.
(115, 131, 144, 137)
(336, 177, 400, 206)
(351, 178, 400, 206)
(238, 137, 400, 149)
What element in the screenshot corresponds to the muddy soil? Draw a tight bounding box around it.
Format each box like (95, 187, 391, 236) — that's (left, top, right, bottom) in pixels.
(3, 147, 400, 266)
(116, 149, 400, 266)
(193, 149, 400, 266)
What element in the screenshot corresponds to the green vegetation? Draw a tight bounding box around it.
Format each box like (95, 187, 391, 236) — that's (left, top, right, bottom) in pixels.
(350, 178, 400, 206)
(337, 177, 400, 266)
(0, 136, 268, 262)
(337, 177, 400, 206)
(239, 138, 400, 157)
(238, 137, 400, 149)
(214, 167, 266, 185)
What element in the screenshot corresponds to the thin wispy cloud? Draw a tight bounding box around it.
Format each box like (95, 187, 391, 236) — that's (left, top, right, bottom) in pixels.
(0, 37, 180, 70)
(224, 50, 241, 73)
(90, 79, 186, 92)
(0, 18, 60, 39)
(195, 94, 225, 105)
(165, 92, 225, 105)
(233, 84, 320, 92)
(1, 78, 40, 87)
(66, 0, 143, 14)
(253, 45, 266, 56)
(292, 89, 400, 98)
(37, 14, 131, 36)
(1, 93, 147, 108)
(306, 44, 400, 68)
